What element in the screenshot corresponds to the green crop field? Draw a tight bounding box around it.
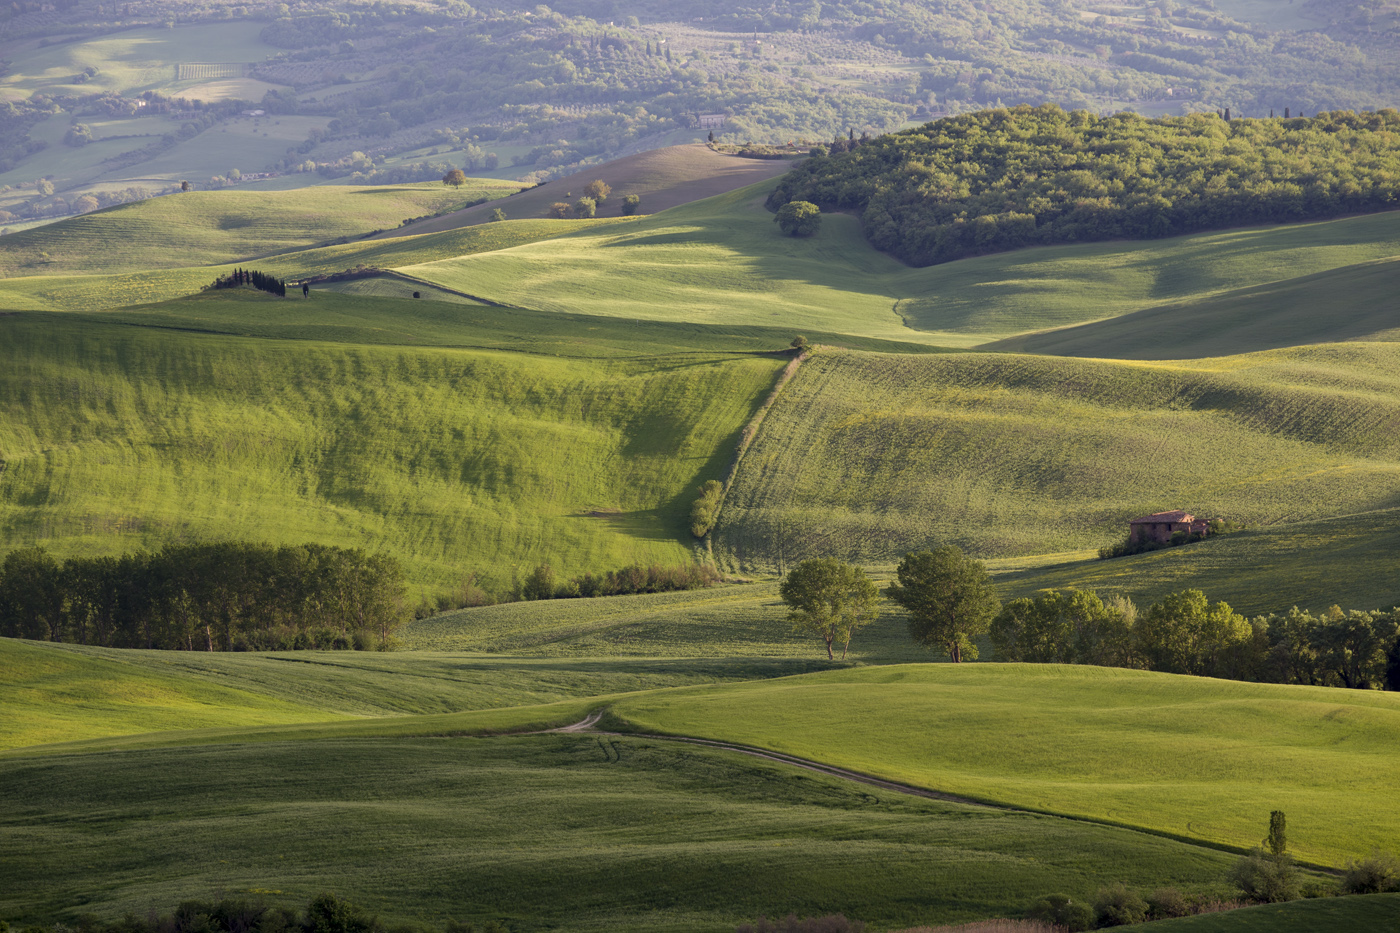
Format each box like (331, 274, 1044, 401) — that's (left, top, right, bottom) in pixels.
(0, 311, 783, 589)
(995, 508, 1400, 615)
(397, 181, 1400, 350)
(610, 663, 1400, 866)
(2, 637, 841, 751)
(402, 581, 932, 662)
(714, 344, 1400, 571)
(988, 255, 1400, 360)
(0, 731, 1244, 931)
(0, 637, 345, 749)
(0, 182, 518, 277)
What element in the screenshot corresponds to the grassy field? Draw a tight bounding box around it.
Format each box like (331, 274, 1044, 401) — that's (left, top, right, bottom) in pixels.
(0, 637, 345, 749)
(0, 217, 623, 312)
(80, 290, 950, 357)
(3, 636, 841, 751)
(996, 508, 1400, 614)
(402, 581, 933, 662)
(0, 311, 783, 589)
(398, 181, 1400, 349)
(0, 731, 1243, 931)
(987, 254, 1400, 360)
(610, 663, 1400, 866)
(0, 182, 518, 277)
(713, 344, 1400, 570)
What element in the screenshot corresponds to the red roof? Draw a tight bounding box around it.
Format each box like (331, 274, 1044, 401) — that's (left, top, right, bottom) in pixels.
(1129, 510, 1194, 524)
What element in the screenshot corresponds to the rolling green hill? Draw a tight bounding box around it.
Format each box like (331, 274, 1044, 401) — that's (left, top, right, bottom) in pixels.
(994, 508, 1400, 615)
(2, 637, 837, 751)
(987, 255, 1400, 360)
(714, 344, 1400, 570)
(397, 180, 1400, 349)
(0, 309, 783, 589)
(0, 181, 519, 277)
(0, 731, 1241, 931)
(611, 663, 1400, 865)
(0, 637, 345, 749)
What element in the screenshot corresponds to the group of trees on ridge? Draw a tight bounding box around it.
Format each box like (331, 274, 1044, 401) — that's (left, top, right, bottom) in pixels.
(780, 547, 1400, 690)
(769, 105, 1400, 265)
(0, 543, 407, 651)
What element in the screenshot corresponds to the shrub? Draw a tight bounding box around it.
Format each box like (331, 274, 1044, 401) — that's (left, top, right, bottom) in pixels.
(1025, 894, 1093, 932)
(1146, 887, 1191, 919)
(1341, 851, 1400, 894)
(573, 196, 597, 218)
(548, 201, 571, 218)
(690, 479, 724, 538)
(1093, 884, 1149, 927)
(621, 193, 640, 215)
(1230, 848, 1301, 903)
(490, 208, 507, 221)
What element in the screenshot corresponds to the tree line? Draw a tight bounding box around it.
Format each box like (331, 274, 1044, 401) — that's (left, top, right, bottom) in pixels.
(0, 543, 408, 651)
(209, 268, 288, 297)
(779, 547, 1400, 690)
(769, 105, 1400, 266)
(0, 893, 509, 933)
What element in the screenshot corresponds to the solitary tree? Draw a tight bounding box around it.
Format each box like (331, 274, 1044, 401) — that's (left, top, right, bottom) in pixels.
(490, 207, 507, 222)
(779, 558, 880, 660)
(180, 180, 191, 192)
(548, 201, 572, 218)
(775, 200, 821, 237)
(621, 194, 641, 215)
(573, 196, 597, 218)
(583, 179, 611, 202)
(887, 546, 1000, 662)
(442, 168, 467, 188)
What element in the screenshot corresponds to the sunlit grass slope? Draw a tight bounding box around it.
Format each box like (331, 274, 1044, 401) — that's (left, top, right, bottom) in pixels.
(996, 508, 1400, 614)
(84, 288, 951, 358)
(612, 664, 1400, 865)
(4, 639, 832, 751)
(398, 182, 1400, 347)
(0, 182, 518, 276)
(0, 733, 1239, 930)
(715, 344, 1400, 569)
(399, 183, 944, 344)
(0, 312, 783, 588)
(988, 254, 1400, 359)
(0, 218, 626, 313)
(0, 637, 344, 750)
(402, 581, 929, 662)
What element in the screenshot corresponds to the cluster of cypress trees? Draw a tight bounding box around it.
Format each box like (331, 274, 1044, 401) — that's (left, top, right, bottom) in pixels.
(0, 542, 407, 651)
(210, 268, 288, 296)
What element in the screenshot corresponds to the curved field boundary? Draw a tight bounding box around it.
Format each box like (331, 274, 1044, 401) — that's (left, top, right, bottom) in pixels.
(535, 711, 1340, 874)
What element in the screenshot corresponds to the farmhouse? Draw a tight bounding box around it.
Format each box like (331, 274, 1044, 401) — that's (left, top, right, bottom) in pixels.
(697, 113, 728, 129)
(1128, 510, 1212, 545)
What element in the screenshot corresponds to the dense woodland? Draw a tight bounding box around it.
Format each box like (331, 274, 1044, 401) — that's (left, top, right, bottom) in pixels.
(769, 105, 1400, 264)
(0, 543, 407, 651)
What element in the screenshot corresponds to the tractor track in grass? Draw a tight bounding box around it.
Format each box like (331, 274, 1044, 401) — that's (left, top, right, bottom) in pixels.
(535, 711, 1343, 872)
